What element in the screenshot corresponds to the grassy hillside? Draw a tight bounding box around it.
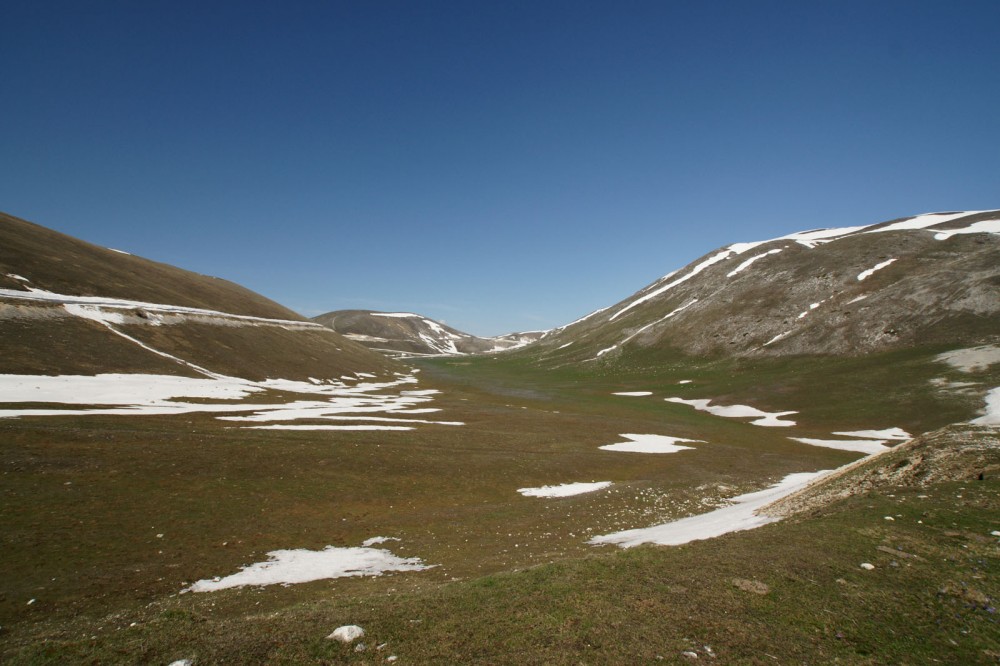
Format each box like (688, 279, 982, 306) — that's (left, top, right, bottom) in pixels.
(0, 211, 396, 379)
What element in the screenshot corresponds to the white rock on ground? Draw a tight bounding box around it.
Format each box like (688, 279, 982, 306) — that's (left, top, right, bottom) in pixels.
(328, 625, 365, 643)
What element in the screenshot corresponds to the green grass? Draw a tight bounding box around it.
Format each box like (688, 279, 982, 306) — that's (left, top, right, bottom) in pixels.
(1, 349, 997, 663)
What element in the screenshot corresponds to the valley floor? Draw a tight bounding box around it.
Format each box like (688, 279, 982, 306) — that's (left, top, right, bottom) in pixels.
(1, 350, 998, 663)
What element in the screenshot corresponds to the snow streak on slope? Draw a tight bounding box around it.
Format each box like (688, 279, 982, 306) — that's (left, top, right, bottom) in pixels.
(0, 286, 321, 328)
(609, 251, 731, 321)
(589, 471, 830, 548)
(857, 258, 897, 281)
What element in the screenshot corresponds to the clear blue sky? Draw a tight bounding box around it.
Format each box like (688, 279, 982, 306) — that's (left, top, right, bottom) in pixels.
(3, 1, 998, 335)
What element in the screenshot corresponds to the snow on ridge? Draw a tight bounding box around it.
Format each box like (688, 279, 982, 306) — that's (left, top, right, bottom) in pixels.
(833, 427, 911, 440)
(934, 219, 1000, 240)
(863, 210, 987, 235)
(371, 312, 421, 318)
(518, 481, 613, 498)
(857, 258, 897, 281)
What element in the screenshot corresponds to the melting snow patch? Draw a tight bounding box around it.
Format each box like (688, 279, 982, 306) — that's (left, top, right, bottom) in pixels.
(599, 433, 700, 454)
(613, 391, 653, 397)
(665, 397, 797, 427)
(788, 438, 889, 455)
(5, 273, 29, 282)
(971, 387, 1000, 425)
(936, 345, 1000, 373)
(590, 471, 830, 547)
(857, 258, 897, 281)
(245, 424, 416, 431)
(518, 481, 613, 498)
(833, 428, 911, 441)
(186, 541, 433, 592)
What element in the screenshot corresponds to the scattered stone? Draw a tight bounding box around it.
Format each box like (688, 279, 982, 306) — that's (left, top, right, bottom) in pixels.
(876, 545, 925, 561)
(327, 625, 365, 643)
(860, 563, 875, 570)
(354, 643, 366, 652)
(732, 578, 770, 595)
(167, 660, 193, 666)
(682, 651, 699, 659)
(991, 530, 1000, 537)
(26, 599, 35, 606)
(883, 516, 894, 521)
(387, 657, 399, 663)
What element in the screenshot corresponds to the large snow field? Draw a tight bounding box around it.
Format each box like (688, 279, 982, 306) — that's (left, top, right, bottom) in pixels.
(0, 371, 458, 431)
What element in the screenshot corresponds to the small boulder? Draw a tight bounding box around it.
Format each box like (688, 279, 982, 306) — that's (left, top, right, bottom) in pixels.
(327, 625, 365, 643)
(860, 562, 875, 570)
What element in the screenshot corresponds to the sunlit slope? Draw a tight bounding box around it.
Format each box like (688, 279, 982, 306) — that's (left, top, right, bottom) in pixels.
(526, 210, 1000, 365)
(0, 211, 397, 379)
(313, 309, 544, 357)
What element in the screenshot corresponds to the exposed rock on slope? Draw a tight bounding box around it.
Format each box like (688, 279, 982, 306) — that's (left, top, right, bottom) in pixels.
(313, 309, 543, 357)
(763, 424, 1000, 518)
(529, 210, 1000, 362)
(0, 211, 396, 380)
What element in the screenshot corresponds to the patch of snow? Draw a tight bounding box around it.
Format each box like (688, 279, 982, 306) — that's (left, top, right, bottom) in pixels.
(846, 294, 869, 305)
(245, 425, 416, 431)
(599, 433, 700, 454)
(186, 542, 433, 592)
(833, 427, 911, 441)
(936, 345, 1000, 373)
(556, 342, 573, 350)
(0, 373, 259, 406)
(518, 481, 613, 498)
(788, 437, 889, 455)
(361, 536, 401, 547)
(613, 391, 653, 396)
(610, 251, 732, 321)
(933, 219, 1000, 240)
(108, 248, 132, 255)
(596, 344, 618, 357)
(763, 330, 792, 347)
(370, 312, 421, 318)
(857, 258, 897, 281)
(678, 380, 692, 384)
(726, 249, 783, 277)
(590, 471, 830, 548)
(864, 211, 984, 234)
(618, 299, 699, 346)
(665, 397, 797, 427)
(971, 386, 1000, 425)
(797, 301, 825, 320)
(328, 625, 365, 643)
(5, 273, 29, 282)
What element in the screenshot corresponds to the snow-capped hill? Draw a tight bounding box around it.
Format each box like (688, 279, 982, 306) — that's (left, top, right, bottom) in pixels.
(0, 211, 397, 379)
(312, 310, 541, 357)
(529, 210, 1000, 361)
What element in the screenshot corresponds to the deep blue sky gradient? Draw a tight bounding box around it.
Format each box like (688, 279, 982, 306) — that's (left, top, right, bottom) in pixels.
(3, 1, 999, 335)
